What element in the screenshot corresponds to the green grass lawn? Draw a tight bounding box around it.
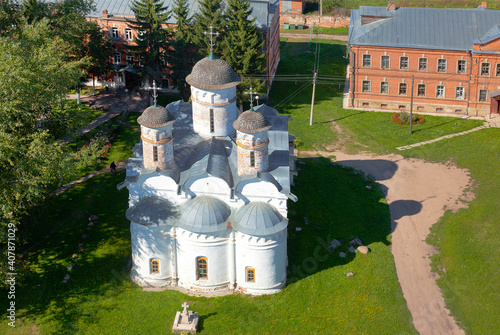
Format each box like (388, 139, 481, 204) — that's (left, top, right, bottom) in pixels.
(281, 26, 349, 36)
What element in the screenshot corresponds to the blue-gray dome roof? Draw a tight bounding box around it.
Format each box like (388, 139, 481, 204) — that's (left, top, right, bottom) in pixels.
(235, 202, 287, 236)
(126, 196, 178, 226)
(137, 106, 175, 128)
(186, 57, 240, 90)
(178, 195, 230, 233)
(233, 110, 271, 133)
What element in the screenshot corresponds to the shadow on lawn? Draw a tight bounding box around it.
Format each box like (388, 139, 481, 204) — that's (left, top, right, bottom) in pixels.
(286, 156, 421, 284)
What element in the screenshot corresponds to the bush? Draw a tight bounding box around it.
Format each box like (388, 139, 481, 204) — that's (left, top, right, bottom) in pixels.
(391, 112, 425, 125)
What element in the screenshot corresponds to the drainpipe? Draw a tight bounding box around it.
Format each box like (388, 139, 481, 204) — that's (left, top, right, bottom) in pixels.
(467, 50, 472, 116)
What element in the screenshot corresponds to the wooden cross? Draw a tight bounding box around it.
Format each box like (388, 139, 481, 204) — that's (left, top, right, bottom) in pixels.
(204, 25, 219, 55)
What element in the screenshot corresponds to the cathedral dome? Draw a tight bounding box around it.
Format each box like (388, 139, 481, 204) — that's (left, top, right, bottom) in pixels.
(235, 202, 287, 236)
(233, 110, 271, 133)
(186, 57, 241, 90)
(178, 195, 231, 233)
(126, 196, 178, 226)
(137, 106, 175, 128)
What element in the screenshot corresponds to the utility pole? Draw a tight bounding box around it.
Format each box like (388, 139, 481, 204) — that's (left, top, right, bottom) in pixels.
(410, 75, 414, 135)
(310, 70, 318, 126)
(320, 0, 323, 16)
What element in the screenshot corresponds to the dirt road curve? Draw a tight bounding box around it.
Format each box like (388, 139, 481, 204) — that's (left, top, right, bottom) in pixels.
(305, 150, 469, 335)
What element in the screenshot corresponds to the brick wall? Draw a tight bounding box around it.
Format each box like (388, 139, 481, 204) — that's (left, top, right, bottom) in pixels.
(280, 13, 349, 28)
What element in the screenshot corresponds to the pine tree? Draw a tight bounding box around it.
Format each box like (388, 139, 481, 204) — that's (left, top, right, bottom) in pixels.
(169, 0, 196, 100)
(192, 0, 225, 58)
(127, 0, 171, 83)
(221, 0, 265, 102)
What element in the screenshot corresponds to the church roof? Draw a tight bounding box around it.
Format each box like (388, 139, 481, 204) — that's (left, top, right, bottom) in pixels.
(233, 110, 272, 133)
(137, 106, 175, 128)
(126, 196, 178, 226)
(234, 202, 287, 235)
(178, 195, 230, 233)
(186, 57, 241, 90)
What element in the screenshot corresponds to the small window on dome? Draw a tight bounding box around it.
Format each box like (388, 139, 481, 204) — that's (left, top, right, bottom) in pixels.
(150, 259, 160, 274)
(250, 151, 255, 167)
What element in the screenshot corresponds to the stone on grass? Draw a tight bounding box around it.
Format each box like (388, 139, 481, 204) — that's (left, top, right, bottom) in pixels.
(346, 272, 355, 277)
(339, 252, 346, 258)
(348, 246, 356, 253)
(295, 227, 302, 231)
(62, 274, 70, 283)
(330, 239, 341, 248)
(72, 254, 78, 258)
(354, 238, 363, 246)
(88, 222, 94, 227)
(68, 264, 75, 271)
(357, 246, 369, 254)
(89, 215, 99, 221)
(366, 185, 372, 190)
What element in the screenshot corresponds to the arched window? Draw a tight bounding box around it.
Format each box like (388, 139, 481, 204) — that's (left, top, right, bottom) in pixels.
(150, 259, 160, 274)
(197, 257, 208, 280)
(246, 267, 255, 282)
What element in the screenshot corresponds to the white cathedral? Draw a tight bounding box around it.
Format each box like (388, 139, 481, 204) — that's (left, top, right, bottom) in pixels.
(118, 53, 297, 295)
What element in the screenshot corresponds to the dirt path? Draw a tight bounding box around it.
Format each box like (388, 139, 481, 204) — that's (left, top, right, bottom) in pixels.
(301, 150, 469, 335)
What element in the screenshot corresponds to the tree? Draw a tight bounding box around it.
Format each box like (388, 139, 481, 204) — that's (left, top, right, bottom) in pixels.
(192, 0, 225, 58)
(127, 0, 171, 84)
(221, 0, 266, 104)
(22, 0, 49, 24)
(0, 20, 85, 226)
(169, 0, 196, 101)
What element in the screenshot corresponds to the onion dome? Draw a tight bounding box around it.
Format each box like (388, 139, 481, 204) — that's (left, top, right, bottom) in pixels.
(137, 106, 175, 128)
(234, 202, 287, 235)
(233, 110, 271, 133)
(126, 196, 178, 226)
(186, 57, 241, 90)
(178, 195, 231, 233)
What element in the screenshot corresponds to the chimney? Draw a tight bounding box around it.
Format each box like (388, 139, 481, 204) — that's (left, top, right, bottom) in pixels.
(481, 2, 487, 8)
(102, 9, 108, 18)
(387, 1, 396, 10)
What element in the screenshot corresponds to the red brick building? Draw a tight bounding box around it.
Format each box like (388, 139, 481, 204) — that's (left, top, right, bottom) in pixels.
(347, 2, 500, 117)
(279, 0, 306, 15)
(86, 0, 281, 93)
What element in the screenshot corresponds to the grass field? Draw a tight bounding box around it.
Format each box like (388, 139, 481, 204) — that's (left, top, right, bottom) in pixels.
(1, 38, 498, 334)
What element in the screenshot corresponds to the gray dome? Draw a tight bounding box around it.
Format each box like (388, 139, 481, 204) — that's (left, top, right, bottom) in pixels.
(235, 202, 287, 236)
(233, 110, 271, 133)
(137, 106, 175, 128)
(186, 57, 241, 90)
(126, 196, 178, 226)
(178, 195, 230, 233)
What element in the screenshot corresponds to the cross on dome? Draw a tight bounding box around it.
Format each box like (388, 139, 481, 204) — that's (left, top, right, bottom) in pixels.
(152, 80, 158, 107)
(244, 86, 255, 110)
(204, 25, 219, 58)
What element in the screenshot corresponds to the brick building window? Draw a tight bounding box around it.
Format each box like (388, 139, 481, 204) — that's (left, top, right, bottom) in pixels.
(418, 58, 427, 70)
(153, 146, 158, 161)
(436, 85, 445, 98)
(111, 27, 119, 39)
(479, 89, 487, 102)
(399, 83, 407, 95)
(380, 81, 389, 94)
(150, 259, 160, 274)
(437, 59, 447, 72)
(246, 268, 255, 282)
(381, 55, 390, 69)
(362, 54, 371, 67)
(457, 60, 466, 73)
(113, 52, 121, 64)
(362, 80, 370, 92)
(400, 56, 409, 69)
(496, 64, 500, 76)
(455, 87, 465, 99)
(481, 63, 490, 76)
(126, 55, 134, 65)
(125, 28, 133, 41)
(197, 257, 208, 280)
(417, 84, 426, 96)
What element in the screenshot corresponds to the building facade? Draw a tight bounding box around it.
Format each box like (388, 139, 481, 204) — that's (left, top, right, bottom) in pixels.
(86, 0, 281, 92)
(118, 54, 297, 295)
(348, 2, 500, 117)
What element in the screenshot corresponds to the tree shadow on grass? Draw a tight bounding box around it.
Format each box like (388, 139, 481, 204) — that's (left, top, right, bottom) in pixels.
(286, 157, 397, 284)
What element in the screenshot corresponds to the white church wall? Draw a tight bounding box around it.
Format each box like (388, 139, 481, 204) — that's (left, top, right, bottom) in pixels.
(131, 223, 172, 286)
(176, 229, 230, 291)
(139, 175, 181, 205)
(235, 231, 287, 294)
(236, 180, 288, 215)
(186, 176, 231, 198)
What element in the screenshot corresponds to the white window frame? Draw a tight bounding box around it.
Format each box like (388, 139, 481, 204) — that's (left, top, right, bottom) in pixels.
(417, 84, 426, 97)
(455, 86, 465, 100)
(481, 62, 490, 76)
(418, 57, 428, 71)
(362, 54, 371, 67)
(125, 28, 133, 41)
(362, 80, 371, 92)
(126, 54, 134, 64)
(399, 83, 407, 95)
(436, 85, 445, 98)
(400, 56, 409, 69)
(381, 55, 390, 69)
(380, 81, 389, 94)
(113, 52, 121, 64)
(437, 59, 447, 72)
(457, 60, 467, 73)
(111, 27, 119, 39)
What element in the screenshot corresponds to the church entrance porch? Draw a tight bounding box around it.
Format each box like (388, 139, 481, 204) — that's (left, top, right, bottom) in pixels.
(488, 90, 500, 115)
